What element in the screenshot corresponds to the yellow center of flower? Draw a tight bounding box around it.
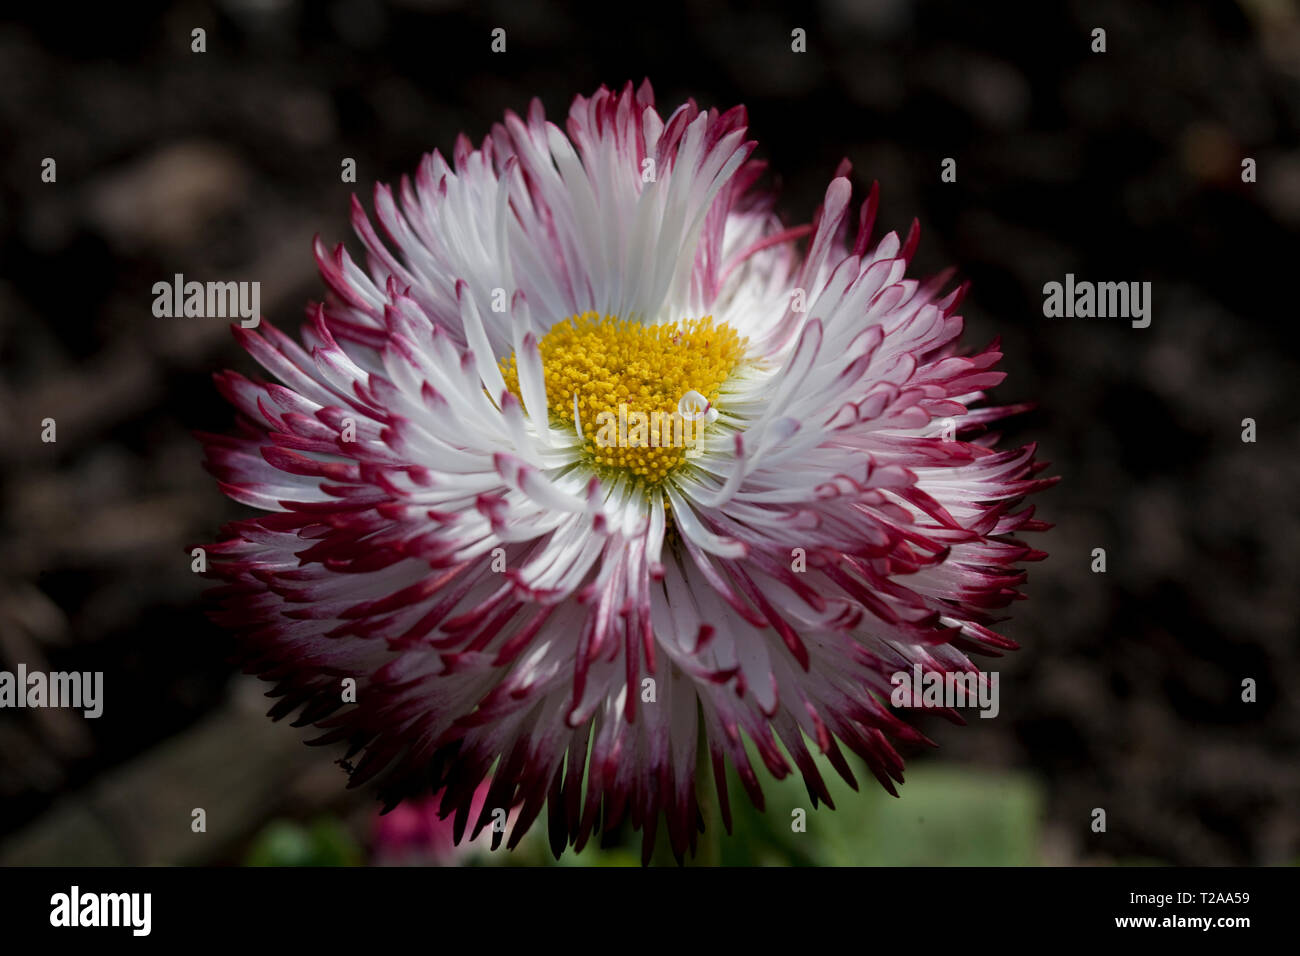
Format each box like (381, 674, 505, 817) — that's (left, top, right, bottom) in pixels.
(500, 312, 746, 485)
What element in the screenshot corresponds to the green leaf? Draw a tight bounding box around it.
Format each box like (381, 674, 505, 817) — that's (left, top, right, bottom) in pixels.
(244, 816, 362, 867)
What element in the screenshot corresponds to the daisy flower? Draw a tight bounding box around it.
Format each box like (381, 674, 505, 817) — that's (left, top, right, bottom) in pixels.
(201, 81, 1054, 863)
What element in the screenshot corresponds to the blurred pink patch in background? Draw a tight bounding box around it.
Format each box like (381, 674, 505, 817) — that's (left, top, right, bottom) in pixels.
(370, 781, 512, 865)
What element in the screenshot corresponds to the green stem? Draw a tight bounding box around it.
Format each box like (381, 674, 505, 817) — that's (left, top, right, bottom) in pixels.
(688, 711, 722, 867)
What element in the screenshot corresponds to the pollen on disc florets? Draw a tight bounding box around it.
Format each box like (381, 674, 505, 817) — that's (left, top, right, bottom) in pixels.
(500, 312, 746, 485)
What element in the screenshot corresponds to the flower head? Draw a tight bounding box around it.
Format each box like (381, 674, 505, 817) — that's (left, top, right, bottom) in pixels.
(202, 81, 1054, 863)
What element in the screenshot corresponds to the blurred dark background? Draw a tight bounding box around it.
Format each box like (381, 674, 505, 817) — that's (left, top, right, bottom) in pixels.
(0, 0, 1297, 866)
